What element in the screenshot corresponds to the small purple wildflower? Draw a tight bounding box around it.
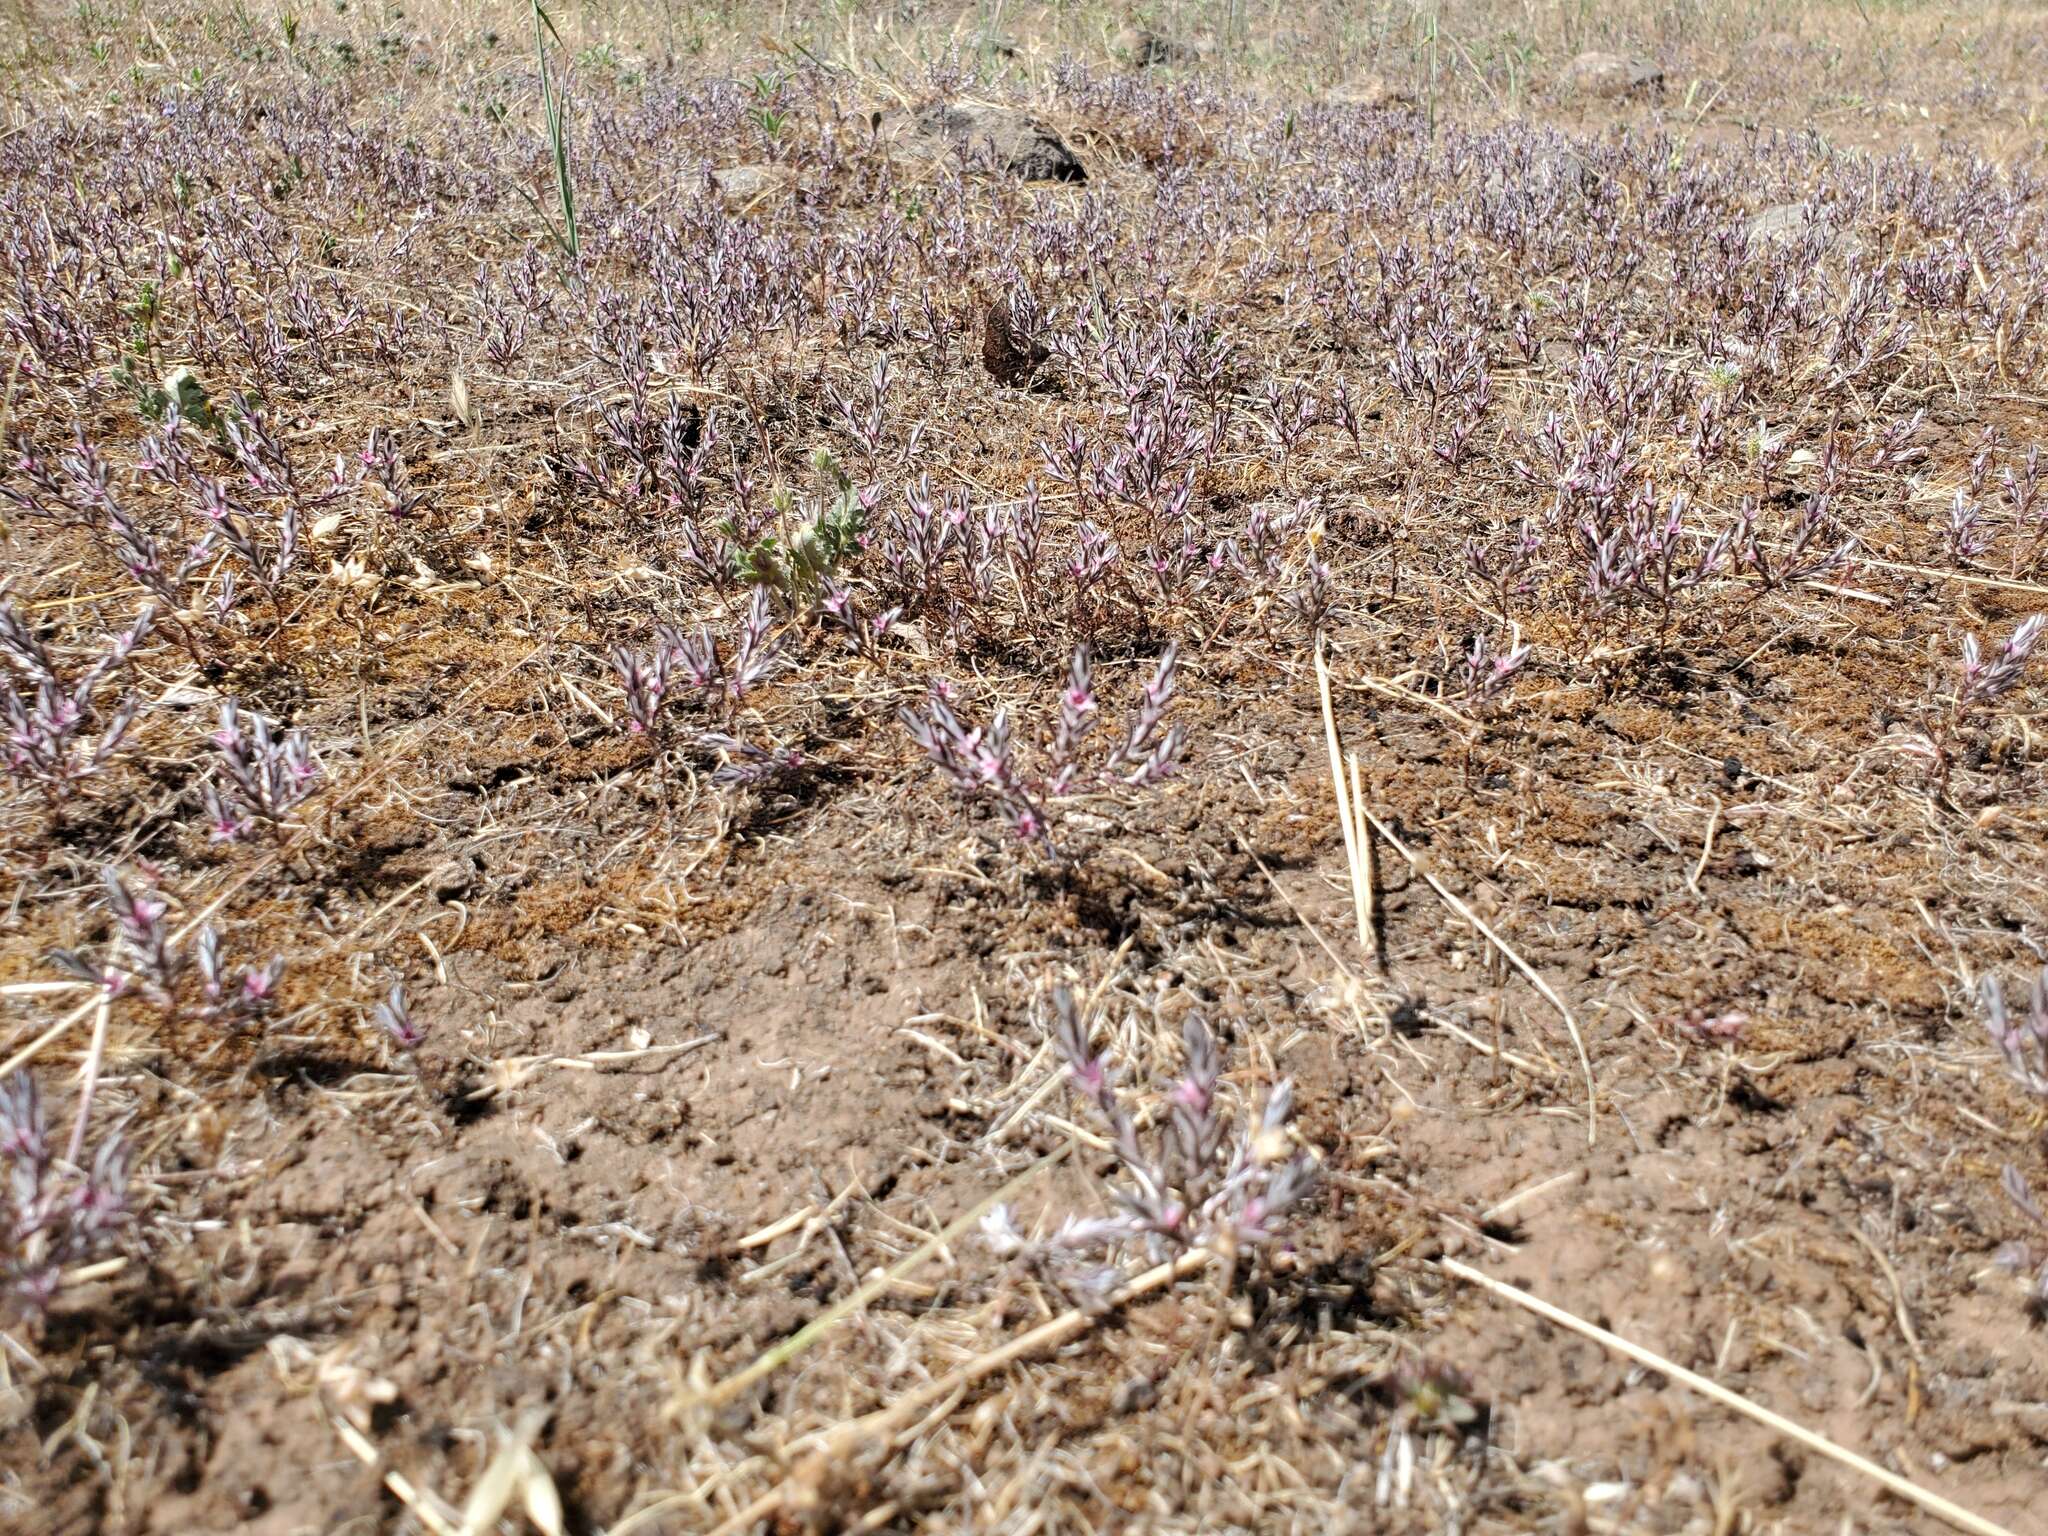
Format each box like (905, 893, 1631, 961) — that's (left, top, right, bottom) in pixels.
(1981, 968, 2048, 1098)
(983, 987, 1317, 1281)
(1, 1070, 131, 1320)
(374, 983, 423, 1054)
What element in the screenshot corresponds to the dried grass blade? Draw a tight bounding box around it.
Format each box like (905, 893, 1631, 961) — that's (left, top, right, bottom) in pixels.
(1314, 638, 1369, 960)
(1441, 1258, 2018, 1536)
(1360, 806, 1597, 1143)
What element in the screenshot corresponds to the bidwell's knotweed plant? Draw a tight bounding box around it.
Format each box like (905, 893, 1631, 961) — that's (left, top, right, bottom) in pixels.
(697, 731, 807, 790)
(374, 981, 425, 1062)
(1451, 626, 1532, 780)
(1, 599, 152, 812)
(611, 585, 785, 741)
(0, 1071, 131, 1321)
(48, 869, 282, 1028)
(1995, 1164, 2048, 1316)
(201, 700, 321, 841)
(1980, 966, 2048, 1100)
(981, 987, 1317, 1298)
(1888, 614, 2043, 796)
(901, 642, 1185, 851)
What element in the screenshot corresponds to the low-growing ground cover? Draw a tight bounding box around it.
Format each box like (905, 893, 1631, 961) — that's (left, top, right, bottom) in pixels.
(1, 2, 2046, 1531)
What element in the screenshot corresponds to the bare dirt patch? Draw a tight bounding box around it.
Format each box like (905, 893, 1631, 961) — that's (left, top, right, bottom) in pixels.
(2, 3, 2047, 1534)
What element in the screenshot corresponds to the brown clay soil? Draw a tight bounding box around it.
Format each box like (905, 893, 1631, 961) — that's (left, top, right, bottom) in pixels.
(3, 4, 2048, 1535)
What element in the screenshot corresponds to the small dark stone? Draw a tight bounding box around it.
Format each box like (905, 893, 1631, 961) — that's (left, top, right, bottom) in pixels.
(1113, 25, 1194, 68)
(982, 294, 1049, 387)
(430, 859, 475, 903)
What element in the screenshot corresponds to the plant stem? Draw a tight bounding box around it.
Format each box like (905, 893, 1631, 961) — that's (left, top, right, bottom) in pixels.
(531, 0, 579, 261)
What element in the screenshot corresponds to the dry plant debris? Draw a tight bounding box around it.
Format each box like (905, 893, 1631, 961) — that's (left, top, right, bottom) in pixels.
(0, 1, 2047, 1533)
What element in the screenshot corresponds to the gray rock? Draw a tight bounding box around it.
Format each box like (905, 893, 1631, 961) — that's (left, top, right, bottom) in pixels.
(1746, 203, 1811, 246)
(1327, 74, 1413, 110)
(910, 103, 1085, 183)
(1744, 30, 1805, 59)
(1558, 51, 1664, 100)
(1746, 202, 1865, 262)
(711, 164, 780, 210)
